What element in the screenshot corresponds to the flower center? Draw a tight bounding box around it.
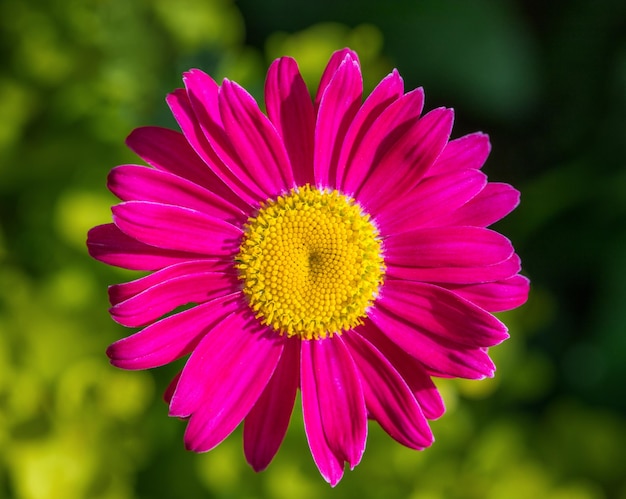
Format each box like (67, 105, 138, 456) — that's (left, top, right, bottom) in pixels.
(236, 185, 385, 340)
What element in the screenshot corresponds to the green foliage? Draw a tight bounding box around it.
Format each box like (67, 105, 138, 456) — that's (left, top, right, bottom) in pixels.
(1, 0, 625, 498)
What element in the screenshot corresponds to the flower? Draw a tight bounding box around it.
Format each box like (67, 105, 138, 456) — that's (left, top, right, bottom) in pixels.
(87, 48, 529, 486)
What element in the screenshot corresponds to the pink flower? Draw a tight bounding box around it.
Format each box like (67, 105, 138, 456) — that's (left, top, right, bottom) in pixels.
(87, 48, 529, 485)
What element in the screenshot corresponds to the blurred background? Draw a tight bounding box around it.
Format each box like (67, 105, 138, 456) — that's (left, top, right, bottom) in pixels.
(1, 0, 625, 497)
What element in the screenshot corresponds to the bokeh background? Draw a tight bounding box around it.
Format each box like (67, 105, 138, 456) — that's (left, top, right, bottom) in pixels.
(1, 0, 625, 497)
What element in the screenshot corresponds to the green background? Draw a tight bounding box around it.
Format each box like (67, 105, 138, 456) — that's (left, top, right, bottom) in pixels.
(1, 0, 625, 497)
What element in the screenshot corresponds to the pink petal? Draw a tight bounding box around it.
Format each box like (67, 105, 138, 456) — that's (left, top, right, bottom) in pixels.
(163, 371, 182, 405)
(314, 48, 359, 110)
(357, 107, 454, 214)
(112, 201, 240, 255)
(108, 165, 246, 225)
(109, 259, 232, 305)
(335, 69, 404, 189)
(369, 303, 497, 380)
(244, 337, 300, 471)
(184, 69, 294, 201)
(181, 70, 223, 131)
(300, 340, 344, 486)
(357, 320, 445, 420)
(107, 293, 242, 370)
(386, 252, 522, 284)
(436, 182, 521, 227)
(340, 88, 425, 196)
(125, 126, 245, 209)
(314, 55, 363, 187)
(374, 169, 487, 234)
(343, 331, 434, 450)
(110, 270, 239, 328)
(384, 226, 514, 269)
(303, 338, 367, 470)
(265, 57, 315, 186)
(181, 71, 255, 192)
(426, 132, 491, 177)
(219, 79, 294, 195)
(171, 314, 284, 453)
(87, 223, 201, 271)
(447, 275, 530, 312)
(167, 85, 264, 206)
(379, 280, 509, 347)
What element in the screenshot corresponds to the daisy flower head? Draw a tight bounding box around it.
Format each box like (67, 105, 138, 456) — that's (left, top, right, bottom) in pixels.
(87, 48, 529, 486)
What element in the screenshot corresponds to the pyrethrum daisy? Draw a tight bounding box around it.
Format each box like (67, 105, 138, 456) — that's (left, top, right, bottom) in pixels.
(88, 48, 529, 485)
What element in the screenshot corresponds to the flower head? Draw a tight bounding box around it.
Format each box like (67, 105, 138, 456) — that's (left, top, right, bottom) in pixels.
(87, 48, 529, 485)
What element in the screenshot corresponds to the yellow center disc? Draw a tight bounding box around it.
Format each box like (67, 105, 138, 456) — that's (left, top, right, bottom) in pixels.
(236, 185, 385, 340)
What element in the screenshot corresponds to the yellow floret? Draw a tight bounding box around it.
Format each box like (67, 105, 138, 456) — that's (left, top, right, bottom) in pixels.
(236, 185, 385, 340)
